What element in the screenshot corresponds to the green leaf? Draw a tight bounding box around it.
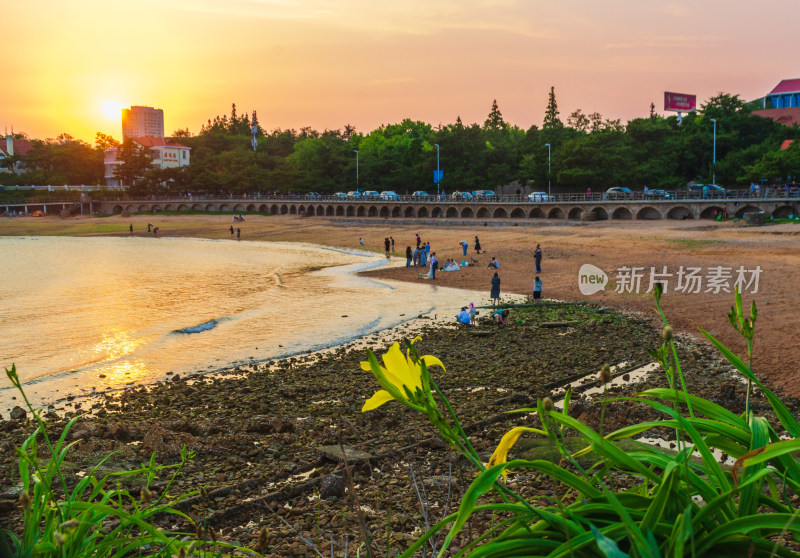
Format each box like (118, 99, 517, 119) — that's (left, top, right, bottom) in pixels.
(591, 525, 630, 558)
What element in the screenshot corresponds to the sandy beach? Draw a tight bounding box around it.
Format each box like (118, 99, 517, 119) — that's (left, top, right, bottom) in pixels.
(3, 213, 797, 397)
(2, 212, 800, 555)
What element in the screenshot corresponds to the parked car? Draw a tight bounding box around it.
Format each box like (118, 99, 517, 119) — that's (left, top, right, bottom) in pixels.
(688, 184, 733, 199)
(603, 187, 635, 200)
(527, 192, 554, 202)
(411, 190, 431, 199)
(333, 192, 348, 199)
(472, 189, 496, 200)
(362, 190, 380, 199)
(451, 191, 474, 201)
(643, 189, 672, 199)
(380, 191, 399, 200)
(346, 191, 362, 199)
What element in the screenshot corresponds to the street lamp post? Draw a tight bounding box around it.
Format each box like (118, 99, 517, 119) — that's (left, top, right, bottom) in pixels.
(711, 118, 717, 185)
(434, 143, 440, 197)
(353, 149, 359, 188)
(544, 143, 551, 197)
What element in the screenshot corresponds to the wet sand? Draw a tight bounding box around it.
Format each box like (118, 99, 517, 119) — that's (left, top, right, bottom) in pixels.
(2, 213, 797, 397)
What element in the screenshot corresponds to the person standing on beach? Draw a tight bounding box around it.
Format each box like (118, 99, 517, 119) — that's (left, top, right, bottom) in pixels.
(412, 246, 419, 267)
(384, 237, 391, 257)
(430, 252, 438, 279)
(533, 276, 543, 303)
(490, 272, 501, 305)
(230, 225, 234, 237)
(460, 240, 468, 256)
(390, 236, 395, 252)
(129, 224, 133, 235)
(534, 244, 543, 273)
(405, 246, 412, 267)
(468, 302, 477, 325)
(475, 236, 482, 254)
(420, 245, 427, 267)
(416, 233, 421, 249)
(360, 237, 365, 248)
(237, 228, 241, 240)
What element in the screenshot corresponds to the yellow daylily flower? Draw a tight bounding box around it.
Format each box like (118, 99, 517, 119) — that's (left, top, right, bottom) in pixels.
(361, 339, 445, 412)
(488, 426, 543, 479)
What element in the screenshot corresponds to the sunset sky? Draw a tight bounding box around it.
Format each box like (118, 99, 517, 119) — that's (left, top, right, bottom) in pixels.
(2, 0, 798, 143)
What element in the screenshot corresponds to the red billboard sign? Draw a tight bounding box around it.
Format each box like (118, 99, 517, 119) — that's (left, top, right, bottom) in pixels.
(664, 92, 696, 112)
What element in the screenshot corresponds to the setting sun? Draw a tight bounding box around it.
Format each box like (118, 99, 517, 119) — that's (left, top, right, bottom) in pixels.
(102, 100, 124, 120)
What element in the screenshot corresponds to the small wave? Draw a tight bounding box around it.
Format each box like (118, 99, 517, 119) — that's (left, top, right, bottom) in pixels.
(173, 319, 220, 334)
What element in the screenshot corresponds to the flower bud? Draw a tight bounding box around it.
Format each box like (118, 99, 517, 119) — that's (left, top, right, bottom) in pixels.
(18, 491, 31, 510)
(141, 487, 153, 504)
(662, 325, 673, 342)
(54, 532, 66, 546)
(542, 397, 554, 412)
(60, 519, 79, 530)
(599, 364, 612, 384)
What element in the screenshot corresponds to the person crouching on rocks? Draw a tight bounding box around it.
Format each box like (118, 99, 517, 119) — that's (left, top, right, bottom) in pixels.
(494, 308, 510, 326)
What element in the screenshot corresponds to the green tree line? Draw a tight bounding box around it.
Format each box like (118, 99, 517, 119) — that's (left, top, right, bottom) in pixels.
(3, 93, 800, 196)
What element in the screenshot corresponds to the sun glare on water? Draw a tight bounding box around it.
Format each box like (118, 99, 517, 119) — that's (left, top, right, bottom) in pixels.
(102, 100, 124, 120)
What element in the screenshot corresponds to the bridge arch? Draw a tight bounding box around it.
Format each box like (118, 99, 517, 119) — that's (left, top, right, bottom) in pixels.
(290, 205, 298, 215)
(667, 206, 692, 220)
(112, 205, 123, 214)
(357, 206, 366, 217)
(568, 207, 583, 220)
(138, 204, 149, 212)
(152, 204, 163, 212)
(476, 207, 490, 218)
(192, 204, 203, 210)
(418, 207, 429, 218)
(379, 206, 390, 217)
(461, 207, 474, 218)
(773, 205, 793, 218)
(246, 204, 257, 212)
(529, 207, 545, 218)
(404, 206, 415, 218)
(177, 204, 188, 211)
(446, 207, 459, 218)
(392, 206, 402, 217)
(611, 207, 632, 220)
(367, 206, 377, 217)
(431, 206, 443, 218)
(590, 207, 608, 220)
(510, 208, 525, 218)
(336, 206, 345, 216)
(326, 206, 335, 216)
(220, 204, 230, 212)
(636, 206, 661, 220)
(699, 206, 722, 219)
(493, 207, 508, 218)
(270, 204, 279, 214)
(280, 205, 289, 215)
(548, 207, 565, 219)
(164, 204, 175, 211)
(735, 205, 761, 218)
(233, 204, 244, 212)
(346, 206, 355, 217)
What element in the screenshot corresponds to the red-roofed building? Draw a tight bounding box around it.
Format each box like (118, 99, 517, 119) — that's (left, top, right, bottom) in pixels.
(752, 79, 800, 126)
(104, 136, 191, 186)
(0, 135, 34, 174)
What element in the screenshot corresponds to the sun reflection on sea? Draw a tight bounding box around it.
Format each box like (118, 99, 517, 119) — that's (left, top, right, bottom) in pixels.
(91, 329, 152, 385)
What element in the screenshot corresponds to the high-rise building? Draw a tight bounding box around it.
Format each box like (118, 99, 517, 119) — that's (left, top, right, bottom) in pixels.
(122, 106, 164, 139)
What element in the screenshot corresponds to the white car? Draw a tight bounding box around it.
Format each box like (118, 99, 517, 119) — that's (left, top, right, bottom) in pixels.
(380, 191, 399, 200)
(333, 192, 348, 199)
(528, 192, 553, 201)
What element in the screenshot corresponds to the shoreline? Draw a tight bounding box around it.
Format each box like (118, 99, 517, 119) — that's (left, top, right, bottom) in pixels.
(3, 292, 783, 555)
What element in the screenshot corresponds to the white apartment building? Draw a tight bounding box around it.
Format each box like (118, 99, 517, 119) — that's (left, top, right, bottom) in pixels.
(122, 106, 165, 139)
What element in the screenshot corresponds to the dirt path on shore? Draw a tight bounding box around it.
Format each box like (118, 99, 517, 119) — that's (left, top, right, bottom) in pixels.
(2, 213, 799, 397)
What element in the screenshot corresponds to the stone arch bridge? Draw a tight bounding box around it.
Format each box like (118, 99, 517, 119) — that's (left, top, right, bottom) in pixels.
(94, 198, 799, 221)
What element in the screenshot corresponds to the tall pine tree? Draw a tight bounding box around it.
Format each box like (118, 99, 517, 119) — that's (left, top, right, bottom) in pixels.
(543, 87, 563, 129)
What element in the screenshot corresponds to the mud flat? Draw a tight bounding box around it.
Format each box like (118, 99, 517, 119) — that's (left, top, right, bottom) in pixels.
(2, 301, 792, 556)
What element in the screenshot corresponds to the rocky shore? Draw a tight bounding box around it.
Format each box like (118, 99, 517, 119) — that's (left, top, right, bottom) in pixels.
(2, 301, 789, 556)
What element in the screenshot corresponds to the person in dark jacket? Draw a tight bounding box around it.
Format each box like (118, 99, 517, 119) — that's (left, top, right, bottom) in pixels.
(490, 272, 501, 305)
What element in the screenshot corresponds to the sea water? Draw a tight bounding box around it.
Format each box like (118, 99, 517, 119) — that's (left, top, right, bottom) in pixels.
(0, 236, 481, 412)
